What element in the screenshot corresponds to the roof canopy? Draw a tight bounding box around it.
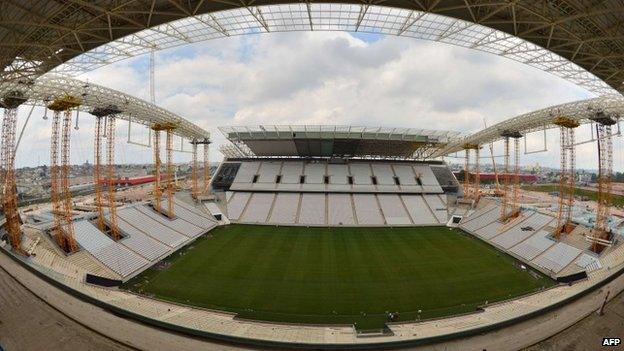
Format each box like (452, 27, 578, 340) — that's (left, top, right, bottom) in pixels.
(2, 1, 624, 95)
(220, 125, 460, 159)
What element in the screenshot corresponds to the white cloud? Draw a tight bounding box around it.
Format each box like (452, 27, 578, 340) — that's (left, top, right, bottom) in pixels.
(14, 31, 616, 171)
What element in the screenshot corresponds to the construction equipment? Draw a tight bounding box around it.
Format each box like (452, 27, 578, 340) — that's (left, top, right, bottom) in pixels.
(500, 130, 523, 222)
(152, 122, 177, 218)
(587, 112, 617, 253)
(191, 140, 199, 198)
(462, 143, 480, 204)
(1, 91, 27, 254)
(48, 95, 81, 253)
(484, 119, 501, 196)
(553, 116, 579, 239)
(90, 105, 122, 240)
(203, 140, 211, 194)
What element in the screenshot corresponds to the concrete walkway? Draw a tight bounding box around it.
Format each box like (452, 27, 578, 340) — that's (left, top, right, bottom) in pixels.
(0, 267, 131, 351)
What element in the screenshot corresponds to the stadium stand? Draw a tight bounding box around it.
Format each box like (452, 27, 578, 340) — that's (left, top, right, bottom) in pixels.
(298, 193, 326, 225)
(327, 194, 356, 225)
(532, 243, 583, 274)
(230, 162, 260, 190)
(116, 207, 189, 247)
(401, 195, 439, 224)
(114, 221, 169, 261)
(575, 253, 603, 272)
(414, 165, 444, 193)
(327, 164, 350, 191)
(254, 161, 281, 190)
(378, 194, 412, 225)
(353, 194, 384, 225)
(431, 165, 460, 192)
(302, 162, 326, 191)
(509, 230, 556, 261)
(371, 163, 399, 192)
(227, 192, 252, 220)
(268, 193, 300, 224)
(211, 162, 240, 190)
(239, 193, 275, 223)
(460, 206, 501, 232)
(73, 220, 148, 277)
(491, 212, 553, 249)
(134, 205, 203, 238)
(278, 161, 303, 190)
(349, 163, 373, 191)
(392, 164, 421, 192)
(423, 195, 448, 223)
(216, 159, 450, 194)
(171, 200, 217, 232)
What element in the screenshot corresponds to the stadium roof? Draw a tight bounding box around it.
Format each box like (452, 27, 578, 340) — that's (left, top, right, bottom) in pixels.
(434, 95, 623, 156)
(0, 75, 210, 140)
(1, 1, 624, 96)
(220, 125, 460, 159)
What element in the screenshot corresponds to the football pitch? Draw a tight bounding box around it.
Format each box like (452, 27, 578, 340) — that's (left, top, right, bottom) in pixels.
(123, 225, 554, 329)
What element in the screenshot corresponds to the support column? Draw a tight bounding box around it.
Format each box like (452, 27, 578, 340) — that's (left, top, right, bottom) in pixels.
(463, 148, 471, 198)
(152, 122, 176, 217)
(462, 143, 480, 205)
(93, 116, 105, 232)
(588, 112, 617, 252)
(48, 96, 81, 253)
(90, 105, 122, 240)
(203, 140, 211, 195)
(1, 92, 27, 254)
(501, 137, 510, 219)
(553, 116, 579, 239)
(191, 140, 199, 198)
(152, 129, 162, 213)
(106, 115, 120, 240)
(500, 130, 523, 222)
(166, 128, 174, 218)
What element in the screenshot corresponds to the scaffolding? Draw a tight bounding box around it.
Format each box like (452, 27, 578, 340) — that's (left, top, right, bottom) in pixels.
(91, 105, 122, 240)
(191, 140, 199, 198)
(588, 112, 617, 253)
(500, 131, 523, 222)
(152, 122, 176, 218)
(203, 140, 211, 194)
(1, 91, 27, 253)
(93, 116, 105, 231)
(462, 143, 480, 204)
(48, 96, 81, 253)
(553, 116, 579, 238)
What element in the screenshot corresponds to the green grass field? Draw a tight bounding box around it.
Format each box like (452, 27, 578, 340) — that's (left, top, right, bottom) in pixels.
(123, 225, 554, 329)
(522, 184, 624, 207)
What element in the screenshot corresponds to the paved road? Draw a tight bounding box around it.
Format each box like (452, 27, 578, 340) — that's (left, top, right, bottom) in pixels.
(1, 264, 622, 351)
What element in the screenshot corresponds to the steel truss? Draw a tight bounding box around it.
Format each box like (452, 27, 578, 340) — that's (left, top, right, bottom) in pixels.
(437, 96, 624, 157)
(0, 76, 209, 141)
(1, 2, 622, 96)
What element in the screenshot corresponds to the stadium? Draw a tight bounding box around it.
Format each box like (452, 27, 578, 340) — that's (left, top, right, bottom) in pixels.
(1, 2, 624, 351)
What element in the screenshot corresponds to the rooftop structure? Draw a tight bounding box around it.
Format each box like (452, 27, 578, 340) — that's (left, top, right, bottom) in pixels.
(2, 2, 623, 96)
(220, 125, 461, 159)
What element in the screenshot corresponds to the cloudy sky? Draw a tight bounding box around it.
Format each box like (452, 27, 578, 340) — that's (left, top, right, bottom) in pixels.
(14, 31, 624, 171)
